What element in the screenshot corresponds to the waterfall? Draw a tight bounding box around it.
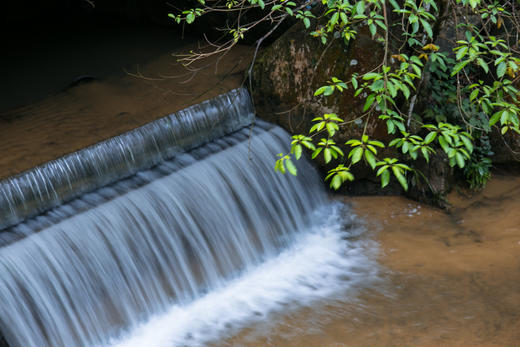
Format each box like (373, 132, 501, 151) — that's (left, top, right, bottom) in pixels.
(0, 90, 378, 347)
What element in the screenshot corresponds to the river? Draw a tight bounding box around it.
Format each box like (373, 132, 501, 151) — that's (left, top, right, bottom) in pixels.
(217, 174, 520, 346)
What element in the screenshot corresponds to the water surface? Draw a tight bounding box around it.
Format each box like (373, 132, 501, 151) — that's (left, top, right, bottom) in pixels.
(215, 174, 520, 346)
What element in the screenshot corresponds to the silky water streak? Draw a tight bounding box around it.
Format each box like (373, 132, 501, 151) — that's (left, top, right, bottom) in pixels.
(0, 94, 379, 347)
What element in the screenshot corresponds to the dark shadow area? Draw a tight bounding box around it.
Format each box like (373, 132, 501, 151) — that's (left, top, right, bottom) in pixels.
(0, 0, 190, 112)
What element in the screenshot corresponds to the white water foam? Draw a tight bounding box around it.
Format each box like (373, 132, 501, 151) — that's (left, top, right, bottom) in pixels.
(109, 204, 379, 347)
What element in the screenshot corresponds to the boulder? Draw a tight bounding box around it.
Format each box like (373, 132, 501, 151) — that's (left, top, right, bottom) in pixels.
(252, 23, 384, 138)
(251, 23, 454, 204)
(489, 129, 520, 166)
(252, 23, 384, 183)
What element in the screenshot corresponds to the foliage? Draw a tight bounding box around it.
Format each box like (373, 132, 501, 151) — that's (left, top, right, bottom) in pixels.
(464, 134, 493, 190)
(170, 0, 520, 192)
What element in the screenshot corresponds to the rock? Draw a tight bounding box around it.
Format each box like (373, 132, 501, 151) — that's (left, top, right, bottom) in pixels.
(251, 22, 454, 204)
(252, 23, 385, 180)
(489, 129, 520, 166)
(407, 151, 454, 207)
(252, 23, 384, 135)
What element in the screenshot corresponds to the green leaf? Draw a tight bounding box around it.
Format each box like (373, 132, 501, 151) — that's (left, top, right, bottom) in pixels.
(370, 79, 384, 92)
(375, 20, 386, 30)
(365, 150, 377, 169)
(274, 158, 281, 172)
(387, 120, 395, 134)
(402, 141, 410, 154)
(350, 147, 363, 164)
(302, 140, 316, 150)
(469, 88, 479, 102)
(456, 46, 468, 60)
(381, 169, 390, 188)
(326, 122, 337, 137)
(376, 165, 388, 176)
(293, 144, 303, 159)
(314, 87, 326, 96)
(369, 23, 376, 37)
(460, 136, 473, 153)
(346, 139, 362, 146)
(497, 61, 507, 78)
(387, 81, 397, 98)
(421, 147, 430, 162)
(323, 86, 334, 96)
(312, 147, 322, 159)
(363, 94, 376, 111)
(455, 152, 465, 169)
(275, 158, 286, 174)
(340, 12, 348, 24)
(409, 148, 418, 160)
(331, 145, 344, 157)
(477, 58, 489, 74)
(324, 148, 332, 163)
(363, 72, 380, 80)
(331, 12, 339, 26)
(389, 138, 401, 147)
(392, 167, 408, 191)
(451, 60, 470, 76)
(286, 158, 298, 175)
(489, 110, 503, 126)
(351, 77, 358, 89)
(389, 0, 400, 10)
(438, 136, 450, 152)
(400, 84, 410, 99)
(424, 131, 437, 144)
(420, 19, 433, 38)
(369, 140, 385, 148)
(355, 1, 365, 15)
(331, 174, 342, 190)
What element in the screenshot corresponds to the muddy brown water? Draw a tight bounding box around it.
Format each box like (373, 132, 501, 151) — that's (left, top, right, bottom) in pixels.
(215, 174, 520, 346)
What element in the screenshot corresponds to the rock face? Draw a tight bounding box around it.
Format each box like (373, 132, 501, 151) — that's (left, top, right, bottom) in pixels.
(252, 24, 386, 188)
(251, 23, 455, 203)
(252, 24, 384, 137)
(490, 129, 520, 166)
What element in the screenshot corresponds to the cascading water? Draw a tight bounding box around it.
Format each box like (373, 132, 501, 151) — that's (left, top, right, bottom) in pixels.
(0, 89, 379, 347)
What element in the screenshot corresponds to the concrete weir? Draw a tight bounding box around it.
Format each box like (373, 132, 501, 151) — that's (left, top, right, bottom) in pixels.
(0, 88, 254, 231)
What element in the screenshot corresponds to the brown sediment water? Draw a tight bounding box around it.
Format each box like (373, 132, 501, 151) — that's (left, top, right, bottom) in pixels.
(0, 43, 254, 180)
(216, 174, 520, 346)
